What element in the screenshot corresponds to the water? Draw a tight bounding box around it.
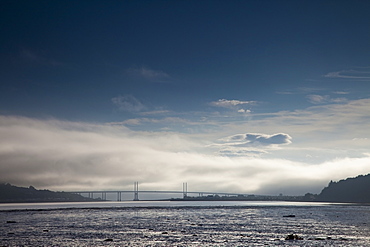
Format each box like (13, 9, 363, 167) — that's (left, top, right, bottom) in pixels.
(1, 201, 370, 246)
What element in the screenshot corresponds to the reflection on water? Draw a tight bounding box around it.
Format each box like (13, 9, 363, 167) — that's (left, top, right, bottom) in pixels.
(1, 201, 369, 246)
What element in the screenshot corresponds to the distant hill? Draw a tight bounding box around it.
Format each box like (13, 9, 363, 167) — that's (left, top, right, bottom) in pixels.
(317, 174, 370, 203)
(0, 183, 100, 203)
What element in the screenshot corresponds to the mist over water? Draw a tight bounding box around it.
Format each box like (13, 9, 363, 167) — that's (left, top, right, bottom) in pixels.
(1, 201, 370, 246)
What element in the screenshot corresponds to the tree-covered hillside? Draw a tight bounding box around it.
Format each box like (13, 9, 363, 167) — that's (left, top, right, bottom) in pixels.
(317, 174, 370, 203)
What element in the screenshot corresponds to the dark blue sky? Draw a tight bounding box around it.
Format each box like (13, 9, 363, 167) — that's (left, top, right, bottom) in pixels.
(1, 0, 370, 122)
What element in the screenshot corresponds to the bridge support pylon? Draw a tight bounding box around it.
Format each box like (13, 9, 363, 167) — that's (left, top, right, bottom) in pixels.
(183, 182, 188, 198)
(133, 181, 139, 201)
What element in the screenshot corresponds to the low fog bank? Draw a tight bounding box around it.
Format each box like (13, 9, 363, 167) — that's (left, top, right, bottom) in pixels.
(1, 115, 370, 196)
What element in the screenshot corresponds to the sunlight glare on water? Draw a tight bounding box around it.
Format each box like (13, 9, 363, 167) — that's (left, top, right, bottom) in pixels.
(1, 201, 369, 246)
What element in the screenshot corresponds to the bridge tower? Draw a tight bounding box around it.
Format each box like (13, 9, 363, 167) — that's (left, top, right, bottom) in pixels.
(133, 181, 139, 201)
(183, 182, 188, 198)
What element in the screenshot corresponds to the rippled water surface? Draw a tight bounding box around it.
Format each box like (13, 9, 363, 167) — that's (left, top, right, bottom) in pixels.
(1, 201, 370, 246)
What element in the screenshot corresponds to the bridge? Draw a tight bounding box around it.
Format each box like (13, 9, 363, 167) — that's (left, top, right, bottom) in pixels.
(69, 182, 250, 201)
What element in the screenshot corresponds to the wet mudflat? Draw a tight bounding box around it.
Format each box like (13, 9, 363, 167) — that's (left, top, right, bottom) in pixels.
(1, 203, 370, 246)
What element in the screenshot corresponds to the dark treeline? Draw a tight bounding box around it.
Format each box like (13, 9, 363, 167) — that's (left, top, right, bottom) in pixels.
(175, 173, 370, 203)
(316, 173, 370, 203)
(0, 183, 101, 203)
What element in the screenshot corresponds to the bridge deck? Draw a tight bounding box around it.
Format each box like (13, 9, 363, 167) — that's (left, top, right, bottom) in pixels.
(69, 190, 247, 196)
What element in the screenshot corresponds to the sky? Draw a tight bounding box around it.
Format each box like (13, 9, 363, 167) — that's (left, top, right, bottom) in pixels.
(1, 0, 370, 196)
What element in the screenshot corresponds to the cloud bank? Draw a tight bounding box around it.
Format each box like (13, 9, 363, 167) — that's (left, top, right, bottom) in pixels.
(1, 115, 370, 196)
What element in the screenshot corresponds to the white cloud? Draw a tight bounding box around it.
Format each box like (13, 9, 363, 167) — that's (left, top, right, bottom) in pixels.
(210, 99, 255, 114)
(306, 94, 347, 104)
(324, 69, 370, 80)
(210, 99, 256, 108)
(221, 133, 292, 146)
(333, 91, 350, 95)
(306, 94, 328, 104)
(237, 109, 251, 113)
(213, 133, 292, 157)
(112, 95, 146, 112)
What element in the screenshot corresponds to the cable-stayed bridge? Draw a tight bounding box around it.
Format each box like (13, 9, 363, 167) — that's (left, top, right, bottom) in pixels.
(69, 182, 249, 201)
